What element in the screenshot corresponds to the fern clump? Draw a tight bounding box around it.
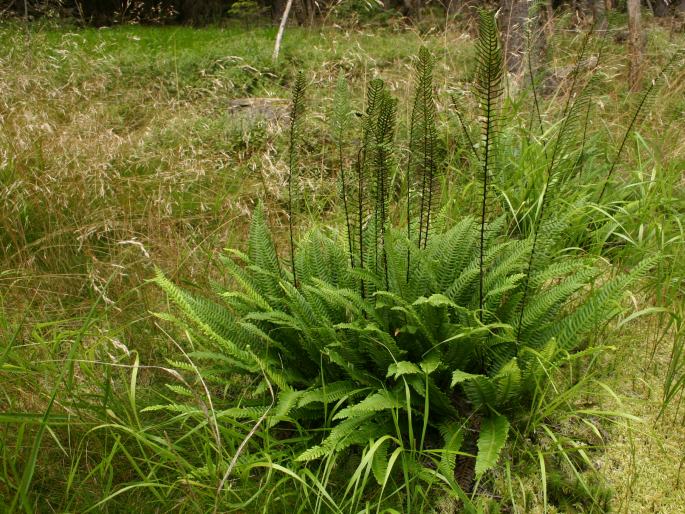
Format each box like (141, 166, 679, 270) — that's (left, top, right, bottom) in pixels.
(153, 200, 652, 505)
(151, 11, 657, 509)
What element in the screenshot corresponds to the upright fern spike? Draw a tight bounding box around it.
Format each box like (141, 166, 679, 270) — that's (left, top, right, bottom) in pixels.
(288, 72, 306, 287)
(331, 72, 354, 267)
(598, 47, 685, 202)
(408, 46, 440, 255)
(372, 90, 397, 289)
(353, 79, 386, 297)
(474, 10, 504, 320)
(571, 26, 611, 179)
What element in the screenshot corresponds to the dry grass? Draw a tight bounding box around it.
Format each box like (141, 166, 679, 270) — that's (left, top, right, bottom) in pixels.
(599, 316, 685, 513)
(1, 17, 684, 512)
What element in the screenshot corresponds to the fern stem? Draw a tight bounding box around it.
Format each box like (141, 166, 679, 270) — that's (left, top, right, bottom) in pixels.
(452, 102, 478, 160)
(340, 142, 354, 268)
(356, 146, 366, 298)
(287, 73, 306, 287)
(525, 32, 545, 157)
(597, 86, 650, 203)
(406, 161, 412, 284)
(598, 48, 683, 202)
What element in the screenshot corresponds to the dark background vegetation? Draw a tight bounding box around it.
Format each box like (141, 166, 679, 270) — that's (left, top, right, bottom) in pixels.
(3, 0, 685, 26)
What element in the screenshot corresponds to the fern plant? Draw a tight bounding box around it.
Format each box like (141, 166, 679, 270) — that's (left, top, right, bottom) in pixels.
(150, 10, 656, 508)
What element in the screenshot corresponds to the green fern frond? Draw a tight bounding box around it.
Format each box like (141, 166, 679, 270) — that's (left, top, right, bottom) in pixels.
(331, 72, 355, 265)
(297, 412, 377, 461)
(555, 256, 658, 349)
(333, 390, 401, 420)
(152, 269, 255, 367)
(475, 414, 509, 477)
(438, 422, 465, 479)
(297, 381, 365, 408)
(288, 72, 307, 285)
(371, 437, 392, 485)
(474, 9, 504, 318)
(408, 46, 441, 253)
(248, 203, 284, 301)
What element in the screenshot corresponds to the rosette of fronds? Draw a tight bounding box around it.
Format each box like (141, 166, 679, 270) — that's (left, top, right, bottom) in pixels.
(149, 41, 660, 509)
(153, 202, 654, 496)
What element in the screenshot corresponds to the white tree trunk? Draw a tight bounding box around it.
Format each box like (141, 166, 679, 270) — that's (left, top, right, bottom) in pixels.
(273, 0, 295, 63)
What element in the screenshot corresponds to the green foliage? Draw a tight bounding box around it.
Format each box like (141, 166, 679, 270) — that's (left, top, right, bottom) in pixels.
(408, 46, 441, 253)
(288, 72, 307, 284)
(227, 0, 266, 21)
(475, 415, 510, 478)
(4, 18, 684, 514)
(149, 12, 660, 509)
(472, 10, 504, 317)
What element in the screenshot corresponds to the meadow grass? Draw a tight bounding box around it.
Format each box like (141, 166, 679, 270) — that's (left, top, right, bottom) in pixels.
(1, 16, 684, 512)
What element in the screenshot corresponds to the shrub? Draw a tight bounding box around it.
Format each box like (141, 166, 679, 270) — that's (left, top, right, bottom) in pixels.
(151, 10, 657, 510)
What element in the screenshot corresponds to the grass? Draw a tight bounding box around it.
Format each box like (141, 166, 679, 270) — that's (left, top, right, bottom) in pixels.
(1, 14, 684, 512)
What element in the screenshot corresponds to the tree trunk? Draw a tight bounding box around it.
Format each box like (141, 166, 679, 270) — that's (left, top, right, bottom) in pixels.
(272, 0, 287, 23)
(678, 0, 685, 13)
(273, 0, 294, 62)
(652, 0, 670, 17)
(627, 0, 642, 91)
(589, 0, 609, 31)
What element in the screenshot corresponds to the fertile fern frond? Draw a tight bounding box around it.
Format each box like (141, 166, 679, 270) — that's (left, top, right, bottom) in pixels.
(408, 46, 441, 253)
(288, 72, 307, 286)
(598, 48, 685, 201)
(351, 78, 386, 295)
(371, 90, 397, 288)
(551, 75, 600, 187)
(474, 9, 504, 318)
(331, 72, 354, 266)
